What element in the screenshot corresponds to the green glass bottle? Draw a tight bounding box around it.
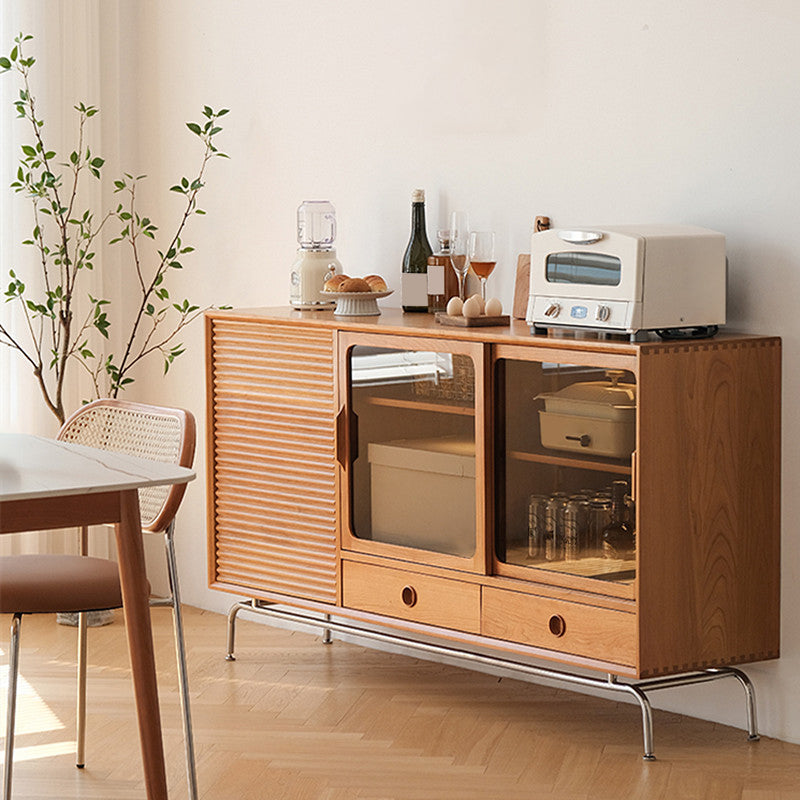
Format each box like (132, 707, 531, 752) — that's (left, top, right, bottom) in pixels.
(401, 189, 433, 312)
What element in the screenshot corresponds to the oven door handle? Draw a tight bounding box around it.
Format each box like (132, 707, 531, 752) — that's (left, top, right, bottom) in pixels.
(557, 230, 604, 245)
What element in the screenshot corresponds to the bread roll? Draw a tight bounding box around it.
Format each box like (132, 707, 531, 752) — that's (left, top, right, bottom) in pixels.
(339, 277, 372, 293)
(364, 274, 388, 292)
(323, 274, 348, 292)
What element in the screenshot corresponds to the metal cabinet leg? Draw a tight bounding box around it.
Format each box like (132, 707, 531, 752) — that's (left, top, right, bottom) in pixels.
(709, 667, 760, 741)
(225, 601, 246, 661)
(322, 613, 333, 645)
(627, 684, 656, 760)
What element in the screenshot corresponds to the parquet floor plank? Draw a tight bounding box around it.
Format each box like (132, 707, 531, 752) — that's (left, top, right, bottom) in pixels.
(3, 606, 800, 799)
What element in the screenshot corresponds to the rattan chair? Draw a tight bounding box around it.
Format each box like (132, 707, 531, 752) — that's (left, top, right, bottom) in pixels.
(1, 399, 198, 800)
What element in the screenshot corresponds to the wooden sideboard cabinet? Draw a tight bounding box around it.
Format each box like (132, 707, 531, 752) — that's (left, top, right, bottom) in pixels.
(206, 307, 780, 755)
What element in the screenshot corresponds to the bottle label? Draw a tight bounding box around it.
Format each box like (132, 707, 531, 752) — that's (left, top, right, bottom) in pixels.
(427, 264, 445, 295)
(402, 273, 428, 307)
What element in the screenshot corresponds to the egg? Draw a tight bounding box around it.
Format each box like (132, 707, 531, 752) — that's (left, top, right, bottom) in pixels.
(446, 296, 463, 316)
(462, 295, 482, 318)
(469, 293, 485, 314)
(485, 297, 503, 317)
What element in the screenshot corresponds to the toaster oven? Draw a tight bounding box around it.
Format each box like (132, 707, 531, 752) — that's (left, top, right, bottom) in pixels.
(526, 224, 726, 340)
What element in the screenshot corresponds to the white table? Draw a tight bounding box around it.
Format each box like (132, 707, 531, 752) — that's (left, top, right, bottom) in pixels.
(0, 434, 195, 800)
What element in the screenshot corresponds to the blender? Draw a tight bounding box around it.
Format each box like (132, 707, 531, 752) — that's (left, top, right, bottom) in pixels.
(289, 200, 343, 309)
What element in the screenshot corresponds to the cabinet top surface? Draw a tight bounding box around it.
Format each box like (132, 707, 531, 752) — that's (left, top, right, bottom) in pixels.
(207, 306, 779, 353)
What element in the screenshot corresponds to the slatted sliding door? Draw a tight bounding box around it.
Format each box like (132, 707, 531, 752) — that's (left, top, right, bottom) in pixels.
(206, 316, 338, 604)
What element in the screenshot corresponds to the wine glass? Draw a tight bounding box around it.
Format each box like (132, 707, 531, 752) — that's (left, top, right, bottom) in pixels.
(468, 231, 496, 301)
(449, 211, 470, 301)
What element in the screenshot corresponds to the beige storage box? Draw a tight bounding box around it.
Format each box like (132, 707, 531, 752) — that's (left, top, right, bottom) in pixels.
(368, 436, 475, 556)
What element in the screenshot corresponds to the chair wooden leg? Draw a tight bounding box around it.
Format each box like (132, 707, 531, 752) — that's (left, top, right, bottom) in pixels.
(76, 610, 88, 768)
(163, 524, 199, 800)
(4, 614, 22, 800)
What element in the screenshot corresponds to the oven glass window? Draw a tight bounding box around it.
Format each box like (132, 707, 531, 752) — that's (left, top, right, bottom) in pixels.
(545, 252, 622, 286)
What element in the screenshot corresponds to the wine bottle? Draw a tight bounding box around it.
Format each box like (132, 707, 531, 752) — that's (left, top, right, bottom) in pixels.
(601, 480, 636, 560)
(427, 229, 459, 313)
(402, 189, 433, 312)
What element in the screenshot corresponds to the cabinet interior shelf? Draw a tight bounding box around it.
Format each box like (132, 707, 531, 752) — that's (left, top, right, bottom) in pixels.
(509, 449, 632, 475)
(505, 547, 637, 585)
(367, 396, 475, 417)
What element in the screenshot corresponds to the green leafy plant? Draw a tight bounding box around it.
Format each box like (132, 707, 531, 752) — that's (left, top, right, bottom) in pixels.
(0, 33, 229, 424)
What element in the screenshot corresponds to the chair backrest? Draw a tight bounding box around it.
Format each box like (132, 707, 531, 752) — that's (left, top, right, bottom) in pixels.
(58, 399, 196, 532)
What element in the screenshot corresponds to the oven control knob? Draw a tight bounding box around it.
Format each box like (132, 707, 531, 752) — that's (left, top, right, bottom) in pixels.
(544, 302, 561, 318)
(596, 304, 611, 322)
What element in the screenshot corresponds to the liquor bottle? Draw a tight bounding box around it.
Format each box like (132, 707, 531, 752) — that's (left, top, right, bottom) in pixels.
(402, 189, 433, 312)
(601, 480, 636, 560)
(427, 229, 459, 313)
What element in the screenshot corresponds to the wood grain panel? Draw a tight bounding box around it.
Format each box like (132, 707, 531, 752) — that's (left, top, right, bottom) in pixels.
(342, 559, 481, 633)
(482, 586, 636, 667)
(637, 338, 781, 676)
(207, 318, 338, 603)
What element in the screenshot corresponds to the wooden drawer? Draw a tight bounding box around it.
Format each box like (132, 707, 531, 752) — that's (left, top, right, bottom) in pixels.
(342, 560, 481, 634)
(482, 586, 636, 667)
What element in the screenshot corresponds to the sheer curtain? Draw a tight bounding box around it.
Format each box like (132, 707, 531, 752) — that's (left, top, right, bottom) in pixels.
(1, 1, 110, 554)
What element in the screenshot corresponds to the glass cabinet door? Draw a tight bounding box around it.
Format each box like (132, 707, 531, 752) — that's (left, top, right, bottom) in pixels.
(344, 340, 479, 560)
(494, 354, 637, 590)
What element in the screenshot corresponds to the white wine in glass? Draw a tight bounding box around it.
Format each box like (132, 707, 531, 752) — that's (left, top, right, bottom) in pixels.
(469, 231, 496, 301)
(449, 211, 470, 301)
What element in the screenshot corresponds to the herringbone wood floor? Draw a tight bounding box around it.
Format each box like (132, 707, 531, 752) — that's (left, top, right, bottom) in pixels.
(2, 606, 800, 799)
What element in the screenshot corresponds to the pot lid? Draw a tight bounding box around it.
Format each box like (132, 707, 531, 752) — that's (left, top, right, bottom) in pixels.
(536, 371, 636, 408)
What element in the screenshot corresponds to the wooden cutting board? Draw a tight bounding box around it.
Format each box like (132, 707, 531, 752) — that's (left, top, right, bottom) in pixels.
(513, 215, 550, 319)
(512, 253, 531, 319)
(435, 313, 510, 327)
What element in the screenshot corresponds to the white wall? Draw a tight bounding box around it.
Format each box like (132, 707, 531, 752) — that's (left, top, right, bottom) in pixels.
(99, 0, 800, 741)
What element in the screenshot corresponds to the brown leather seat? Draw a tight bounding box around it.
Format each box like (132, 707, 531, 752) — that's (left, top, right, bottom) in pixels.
(0, 555, 123, 614)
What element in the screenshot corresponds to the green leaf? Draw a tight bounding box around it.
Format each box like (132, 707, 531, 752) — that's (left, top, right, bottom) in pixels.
(186, 122, 202, 135)
(0, 57, 11, 69)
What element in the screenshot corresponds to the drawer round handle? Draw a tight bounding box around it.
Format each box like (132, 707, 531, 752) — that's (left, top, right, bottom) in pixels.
(401, 585, 418, 607)
(548, 614, 567, 637)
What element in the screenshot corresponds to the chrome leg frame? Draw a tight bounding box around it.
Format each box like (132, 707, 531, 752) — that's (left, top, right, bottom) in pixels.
(76, 610, 88, 768)
(156, 521, 199, 800)
(76, 525, 89, 769)
(224, 600, 761, 761)
(322, 614, 333, 645)
(4, 614, 22, 800)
